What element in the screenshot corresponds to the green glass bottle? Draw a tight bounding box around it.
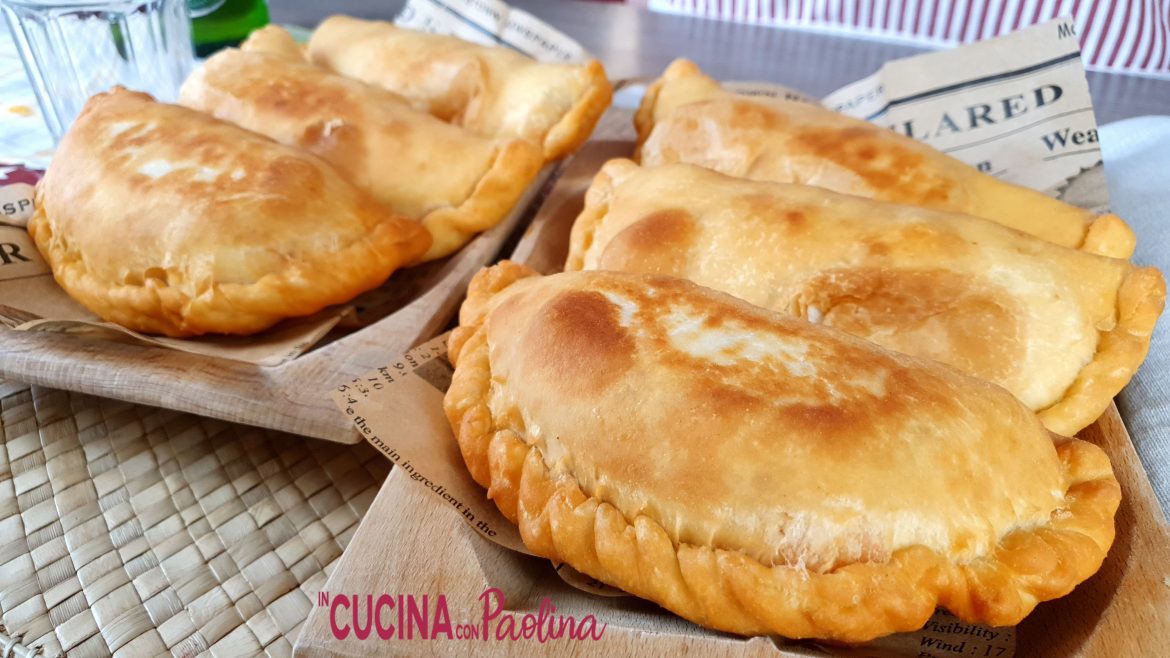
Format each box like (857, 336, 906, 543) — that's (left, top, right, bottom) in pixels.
(190, 0, 270, 57)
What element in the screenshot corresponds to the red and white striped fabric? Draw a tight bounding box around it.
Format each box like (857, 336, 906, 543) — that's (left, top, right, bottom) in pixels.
(647, 0, 1170, 77)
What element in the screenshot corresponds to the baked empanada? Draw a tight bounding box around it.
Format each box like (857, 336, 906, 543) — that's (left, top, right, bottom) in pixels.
(445, 261, 1120, 642)
(306, 15, 613, 161)
(180, 48, 543, 261)
(636, 59, 1136, 259)
(29, 87, 431, 337)
(568, 160, 1164, 436)
(240, 24, 306, 61)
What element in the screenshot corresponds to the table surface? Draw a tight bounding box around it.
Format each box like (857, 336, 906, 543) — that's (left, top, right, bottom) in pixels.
(272, 0, 1170, 125)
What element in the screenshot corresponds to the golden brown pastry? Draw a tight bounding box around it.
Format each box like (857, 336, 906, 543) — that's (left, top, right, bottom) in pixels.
(445, 261, 1120, 642)
(29, 87, 431, 337)
(567, 160, 1165, 436)
(636, 59, 1136, 259)
(306, 15, 613, 161)
(240, 24, 305, 60)
(181, 48, 543, 261)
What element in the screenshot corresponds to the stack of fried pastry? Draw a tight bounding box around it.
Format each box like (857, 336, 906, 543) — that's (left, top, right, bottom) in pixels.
(443, 60, 1165, 643)
(29, 17, 612, 337)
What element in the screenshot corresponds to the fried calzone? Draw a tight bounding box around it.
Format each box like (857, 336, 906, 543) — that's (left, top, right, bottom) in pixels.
(636, 59, 1135, 259)
(307, 15, 612, 161)
(180, 48, 543, 260)
(445, 262, 1120, 642)
(29, 88, 430, 337)
(567, 160, 1164, 436)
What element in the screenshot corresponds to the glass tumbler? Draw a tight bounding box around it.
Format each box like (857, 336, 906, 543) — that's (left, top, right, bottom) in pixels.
(1, 0, 194, 142)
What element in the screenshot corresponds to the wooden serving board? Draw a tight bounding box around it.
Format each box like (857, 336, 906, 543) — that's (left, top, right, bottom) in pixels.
(0, 171, 554, 445)
(293, 133, 1170, 657)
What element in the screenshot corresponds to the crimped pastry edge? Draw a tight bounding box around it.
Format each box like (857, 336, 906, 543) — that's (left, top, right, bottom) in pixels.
(1080, 212, 1137, 259)
(1039, 265, 1166, 435)
(444, 261, 1121, 643)
(419, 137, 544, 261)
(566, 159, 1165, 436)
(541, 59, 613, 162)
(563, 158, 641, 272)
(26, 186, 430, 338)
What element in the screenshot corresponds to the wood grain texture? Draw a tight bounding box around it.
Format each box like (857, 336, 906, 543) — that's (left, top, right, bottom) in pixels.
(294, 114, 1170, 655)
(0, 171, 552, 445)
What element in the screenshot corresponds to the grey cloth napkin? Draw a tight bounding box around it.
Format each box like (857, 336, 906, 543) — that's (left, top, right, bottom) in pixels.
(1101, 116, 1170, 517)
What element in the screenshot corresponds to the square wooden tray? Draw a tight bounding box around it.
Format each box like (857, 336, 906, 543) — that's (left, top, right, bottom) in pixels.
(291, 138, 1170, 656)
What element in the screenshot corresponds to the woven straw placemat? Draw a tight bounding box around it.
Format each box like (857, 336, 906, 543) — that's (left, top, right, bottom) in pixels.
(0, 382, 389, 657)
